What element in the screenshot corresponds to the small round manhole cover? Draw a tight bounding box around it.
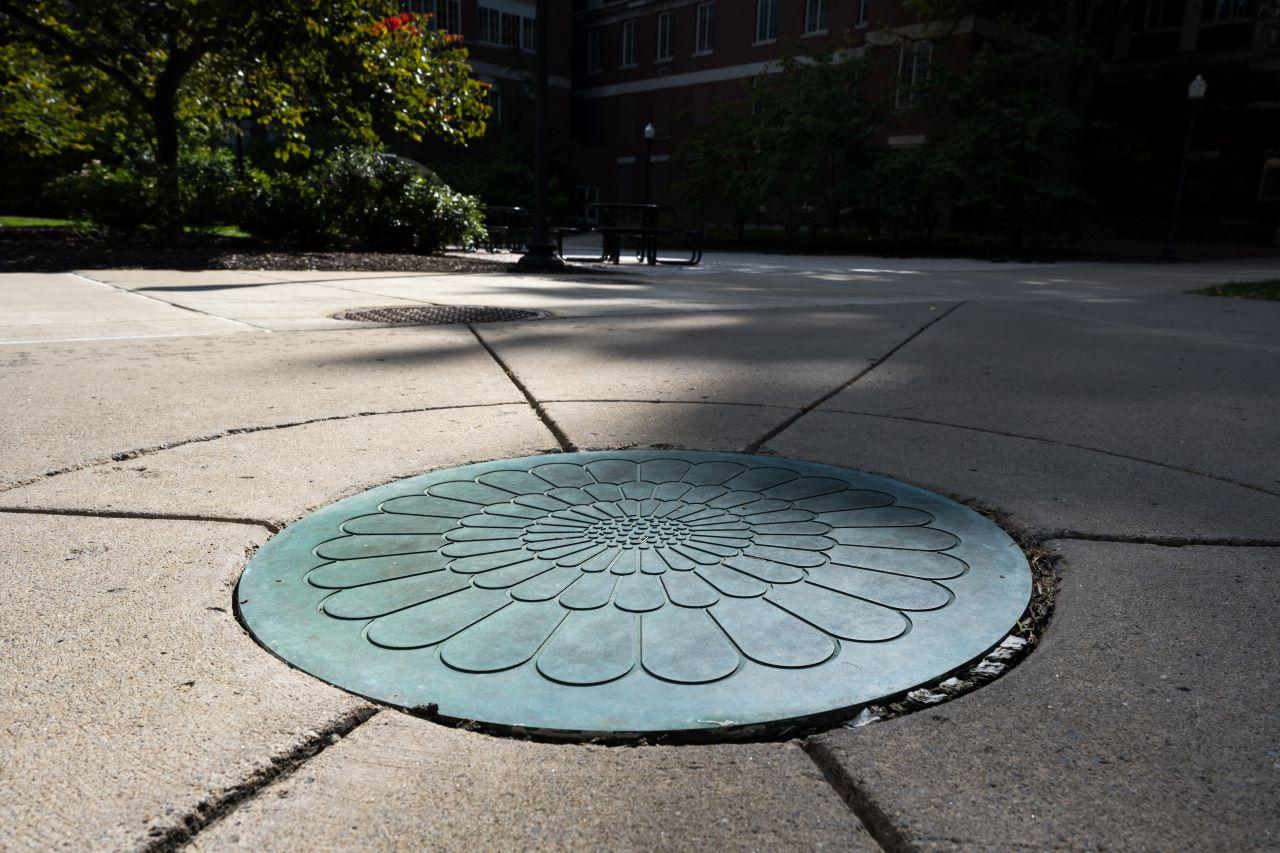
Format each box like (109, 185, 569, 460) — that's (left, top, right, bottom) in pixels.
(238, 451, 1031, 738)
(334, 305, 546, 325)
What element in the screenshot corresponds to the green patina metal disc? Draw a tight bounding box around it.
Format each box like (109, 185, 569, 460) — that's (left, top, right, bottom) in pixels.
(237, 451, 1031, 738)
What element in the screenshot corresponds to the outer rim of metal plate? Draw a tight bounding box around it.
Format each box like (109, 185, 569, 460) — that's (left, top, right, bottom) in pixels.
(236, 451, 1032, 741)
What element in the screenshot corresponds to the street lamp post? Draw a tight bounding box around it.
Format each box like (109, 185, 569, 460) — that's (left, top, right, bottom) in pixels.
(641, 122, 655, 203)
(516, 0, 564, 271)
(1160, 74, 1207, 261)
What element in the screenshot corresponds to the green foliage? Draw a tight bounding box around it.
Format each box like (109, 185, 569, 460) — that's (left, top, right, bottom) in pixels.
(240, 148, 485, 253)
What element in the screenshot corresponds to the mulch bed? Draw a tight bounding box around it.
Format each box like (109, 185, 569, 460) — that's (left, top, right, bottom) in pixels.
(0, 229, 512, 274)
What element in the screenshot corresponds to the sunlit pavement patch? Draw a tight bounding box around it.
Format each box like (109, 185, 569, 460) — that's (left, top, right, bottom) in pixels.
(237, 451, 1030, 739)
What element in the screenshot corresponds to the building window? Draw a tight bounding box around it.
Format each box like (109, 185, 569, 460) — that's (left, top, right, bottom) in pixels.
(520, 16, 536, 51)
(755, 0, 777, 43)
(896, 40, 932, 108)
(858, 0, 869, 26)
(586, 29, 602, 74)
(621, 19, 638, 67)
(1135, 0, 1186, 31)
(1202, 0, 1256, 22)
(695, 2, 715, 54)
(477, 6, 501, 44)
(804, 0, 828, 33)
(656, 11, 674, 60)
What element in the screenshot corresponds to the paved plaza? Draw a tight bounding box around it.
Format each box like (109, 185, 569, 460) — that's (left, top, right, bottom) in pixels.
(1, 253, 1278, 850)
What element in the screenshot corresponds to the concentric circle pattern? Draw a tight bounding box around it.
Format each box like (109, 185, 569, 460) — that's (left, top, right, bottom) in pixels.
(238, 451, 1031, 737)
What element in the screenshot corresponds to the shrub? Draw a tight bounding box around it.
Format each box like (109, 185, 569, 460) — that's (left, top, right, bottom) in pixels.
(46, 160, 157, 232)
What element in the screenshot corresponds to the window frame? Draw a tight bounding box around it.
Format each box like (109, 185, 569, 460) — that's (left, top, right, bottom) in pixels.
(754, 0, 777, 44)
(896, 39, 932, 108)
(621, 18, 638, 68)
(804, 0, 828, 34)
(656, 10, 675, 61)
(585, 28, 602, 75)
(694, 1, 715, 55)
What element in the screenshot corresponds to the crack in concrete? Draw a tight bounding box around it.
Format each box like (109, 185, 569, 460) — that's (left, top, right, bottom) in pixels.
(742, 302, 968, 454)
(138, 705, 381, 851)
(0, 505, 279, 531)
(1044, 531, 1280, 548)
(467, 324, 578, 453)
(819, 409, 1280, 500)
(801, 738, 913, 853)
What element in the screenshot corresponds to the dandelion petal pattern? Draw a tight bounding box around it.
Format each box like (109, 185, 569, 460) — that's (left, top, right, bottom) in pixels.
(239, 451, 1032, 735)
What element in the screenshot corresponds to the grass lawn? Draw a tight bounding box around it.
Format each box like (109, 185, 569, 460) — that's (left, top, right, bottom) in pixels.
(0, 215, 75, 228)
(1191, 279, 1280, 301)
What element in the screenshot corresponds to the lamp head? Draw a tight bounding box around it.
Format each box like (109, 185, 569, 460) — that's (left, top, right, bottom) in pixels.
(644, 122, 655, 139)
(1188, 74, 1207, 100)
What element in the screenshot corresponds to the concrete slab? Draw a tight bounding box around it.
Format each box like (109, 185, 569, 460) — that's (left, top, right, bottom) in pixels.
(545, 400, 788, 452)
(822, 301, 1280, 491)
(769, 410, 1280, 540)
(477, 303, 953, 408)
(0, 326, 521, 488)
(808, 541, 1280, 851)
(0, 272, 250, 344)
(0, 405, 552, 527)
(193, 712, 876, 851)
(0, 513, 370, 850)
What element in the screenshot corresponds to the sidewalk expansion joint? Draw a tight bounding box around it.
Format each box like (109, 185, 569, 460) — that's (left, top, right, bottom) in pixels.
(822, 409, 1280, 500)
(800, 738, 912, 853)
(467, 323, 578, 452)
(1043, 530, 1280, 549)
(0, 505, 279, 532)
(65, 271, 273, 332)
(742, 301, 968, 454)
(139, 705, 381, 852)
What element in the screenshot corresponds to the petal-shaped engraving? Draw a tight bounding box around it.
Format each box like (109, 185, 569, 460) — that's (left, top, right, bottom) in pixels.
(671, 543, 722, 565)
(616, 498, 640, 516)
(828, 526, 960, 550)
(441, 600, 566, 672)
(621, 481, 656, 500)
(708, 490, 767, 509)
(763, 477, 849, 501)
(458, 513, 534, 529)
(681, 506, 731, 524)
(578, 546, 622, 573)
(751, 534, 835, 551)
(657, 546, 697, 571)
(478, 470, 551, 494)
(613, 573, 666, 611)
(722, 554, 805, 584)
(652, 499, 687, 516)
(689, 521, 752, 533)
(680, 540, 741, 559)
(448, 549, 535, 574)
(558, 572, 617, 609)
(322, 570, 470, 619)
(583, 481, 622, 502)
(428, 481, 514, 505)
(444, 526, 525, 542)
(818, 506, 934, 527)
(523, 539, 592, 557)
(794, 490, 894, 513)
(642, 607, 739, 683)
(639, 549, 668, 575)
(806, 565, 951, 611)
(711, 598, 837, 668)
(723, 467, 798, 492)
(683, 461, 746, 485)
(472, 558, 555, 589)
(380, 495, 475, 518)
(366, 587, 508, 649)
(537, 609, 637, 685)
(742, 544, 828, 567)
(557, 542, 609, 567)
(483, 503, 545, 520)
(637, 458, 689, 482)
(697, 565, 768, 598)
(730, 499, 789, 516)
(691, 534, 754, 549)
(315, 534, 444, 561)
(439, 538, 525, 558)
(750, 521, 830, 536)
(308, 553, 447, 589)
(767, 582, 908, 642)
(586, 458, 639, 484)
(342, 514, 456, 535)
(512, 493, 571, 512)
(651, 482, 692, 501)
(532, 463, 594, 487)
(638, 498, 663, 515)
(610, 549, 640, 575)
(594, 501, 625, 518)
(510, 565, 581, 601)
(546, 487, 594, 505)
(661, 571, 720, 607)
(740, 509, 815, 524)
(681, 485, 730, 504)
(827, 546, 967, 579)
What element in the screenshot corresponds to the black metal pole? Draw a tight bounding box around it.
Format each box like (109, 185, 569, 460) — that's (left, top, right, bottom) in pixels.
(516, 0, 564, 270)
(1160, 101, 1198, 261)
(642, 134, 652, 203)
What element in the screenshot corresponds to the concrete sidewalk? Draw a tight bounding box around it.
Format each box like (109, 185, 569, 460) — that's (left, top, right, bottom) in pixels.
(1, 254, 1277, 850)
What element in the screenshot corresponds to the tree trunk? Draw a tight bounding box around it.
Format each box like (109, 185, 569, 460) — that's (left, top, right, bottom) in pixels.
(150, 95, 182, 239)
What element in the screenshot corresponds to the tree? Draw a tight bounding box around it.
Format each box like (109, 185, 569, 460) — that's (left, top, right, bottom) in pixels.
(0, 0, 490, 228)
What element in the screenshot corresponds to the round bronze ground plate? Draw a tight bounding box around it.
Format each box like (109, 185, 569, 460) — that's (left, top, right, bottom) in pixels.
(237, 451, 1031, 739)
(334, 305, 547, 325)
